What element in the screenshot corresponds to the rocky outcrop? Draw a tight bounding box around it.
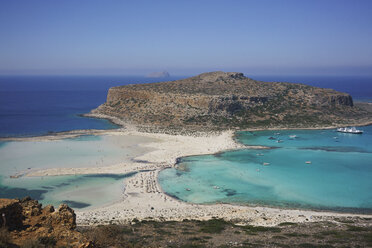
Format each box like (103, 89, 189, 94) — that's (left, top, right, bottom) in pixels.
(208, 96, 269, 115)
(0, 197, 92, 247)
(92, 71, 368, 130)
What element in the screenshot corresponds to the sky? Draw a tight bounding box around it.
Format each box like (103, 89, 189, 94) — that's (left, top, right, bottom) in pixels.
(0, 0, 372, 76)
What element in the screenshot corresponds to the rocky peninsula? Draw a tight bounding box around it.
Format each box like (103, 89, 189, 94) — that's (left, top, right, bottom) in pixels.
(90, 71, 372, 131)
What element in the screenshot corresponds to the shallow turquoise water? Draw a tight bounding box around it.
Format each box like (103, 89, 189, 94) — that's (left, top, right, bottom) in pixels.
(0, 134, 155, 209)
(0, 135, 152, 177)
(0, 173, 135, 209)
(159, 126, 372, 213)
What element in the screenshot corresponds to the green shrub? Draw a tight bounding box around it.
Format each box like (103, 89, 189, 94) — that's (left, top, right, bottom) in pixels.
(198, 218, 228, 234)
(278, 222, 297, 226)
(347, 225, 369, 232)
(240, 225, 281, 233)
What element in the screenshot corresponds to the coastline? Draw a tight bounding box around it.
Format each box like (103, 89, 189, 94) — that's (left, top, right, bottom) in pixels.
(3, 110, 372, 142)
(2, 115, 372, 226)
(0, 128, 123, 142)
(0, 113, 127, 142)
(240, 120, 372, 132)
(77, 168, 372, 227)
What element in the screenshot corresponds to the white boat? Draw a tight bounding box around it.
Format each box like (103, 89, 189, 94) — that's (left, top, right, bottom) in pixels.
(337, 127, 363, 134)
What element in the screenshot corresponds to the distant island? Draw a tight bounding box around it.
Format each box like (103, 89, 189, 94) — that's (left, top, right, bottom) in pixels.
(91, 71, 372, 131)
(146, 71, 170, 78)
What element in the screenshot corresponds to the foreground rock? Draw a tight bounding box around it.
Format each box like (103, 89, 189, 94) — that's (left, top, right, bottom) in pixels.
(0, 197, 92, 247)
(91, 71, 371, 131)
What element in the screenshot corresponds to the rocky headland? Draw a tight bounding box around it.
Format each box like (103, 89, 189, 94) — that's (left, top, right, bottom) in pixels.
(91, 71, 372, 132)
(0, 197, 92, 247)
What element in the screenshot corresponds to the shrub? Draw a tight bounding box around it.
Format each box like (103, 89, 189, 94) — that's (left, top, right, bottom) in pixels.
(346, 225, 369, 232)
(278, 222, 297, 226)
(198, 218, 228, 234)
(0, 228, 11, 247)
(240, 225, 281, 233)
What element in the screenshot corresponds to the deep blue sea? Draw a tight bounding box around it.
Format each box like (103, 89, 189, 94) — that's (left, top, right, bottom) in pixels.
(0, 75, 184, 137)
(0, 75, 371, 137)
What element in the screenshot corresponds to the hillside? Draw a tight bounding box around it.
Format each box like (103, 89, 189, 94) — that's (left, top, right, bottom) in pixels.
(2, 198, 371, 247)
(91, 71, 371, 131)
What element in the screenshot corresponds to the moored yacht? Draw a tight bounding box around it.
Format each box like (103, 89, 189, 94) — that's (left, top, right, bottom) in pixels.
(337, 127, 363, 134)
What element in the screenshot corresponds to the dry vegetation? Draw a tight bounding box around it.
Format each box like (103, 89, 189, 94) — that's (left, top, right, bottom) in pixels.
(79, 218, 372, 248)
(1, 198, 371, 247)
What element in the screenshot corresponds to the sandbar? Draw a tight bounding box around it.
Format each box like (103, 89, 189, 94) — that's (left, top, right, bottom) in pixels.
(17, 127, 372, 226)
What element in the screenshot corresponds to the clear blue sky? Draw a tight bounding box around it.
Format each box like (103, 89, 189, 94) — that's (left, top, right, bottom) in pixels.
(1, 0, 372, 76)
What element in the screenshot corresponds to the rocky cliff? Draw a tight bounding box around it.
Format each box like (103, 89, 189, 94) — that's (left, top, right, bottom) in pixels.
(92, 71, 370, 131)
(0, 197, 92, 247)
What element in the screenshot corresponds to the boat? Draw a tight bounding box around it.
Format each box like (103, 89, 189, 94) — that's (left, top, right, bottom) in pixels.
(289, 135, 297, 139)
(263, 162, 270, 166)
(305, 161, 312, 164)
(337, 127, 363, 134)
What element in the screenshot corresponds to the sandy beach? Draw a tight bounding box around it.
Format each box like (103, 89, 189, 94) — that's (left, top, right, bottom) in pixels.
(15, 125, 371, 227)
(24, 129, 245, 177)
(77, 169, 370, 227)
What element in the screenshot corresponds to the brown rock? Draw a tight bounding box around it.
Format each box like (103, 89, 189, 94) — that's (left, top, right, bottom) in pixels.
(0, 198, 23, 230)
(43, 204, 55, 213)
(0, 198, 92, 247)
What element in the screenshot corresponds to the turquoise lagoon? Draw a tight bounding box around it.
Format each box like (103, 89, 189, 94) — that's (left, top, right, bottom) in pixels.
(159, 126, 372, 213)
(0, 135, 155, 209)
(0, 173, 134, 209)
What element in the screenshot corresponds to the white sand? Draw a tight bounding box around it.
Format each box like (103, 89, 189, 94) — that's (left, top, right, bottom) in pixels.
(25, 130, 244, 177)
(22, 128, 372, 226)
(77, 170, 368, 227)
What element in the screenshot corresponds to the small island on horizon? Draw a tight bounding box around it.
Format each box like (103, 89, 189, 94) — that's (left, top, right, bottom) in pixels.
(146, 71, 170, 78)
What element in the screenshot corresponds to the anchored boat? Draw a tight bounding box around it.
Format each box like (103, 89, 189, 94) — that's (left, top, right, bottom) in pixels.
(337, 127, 363, 134)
